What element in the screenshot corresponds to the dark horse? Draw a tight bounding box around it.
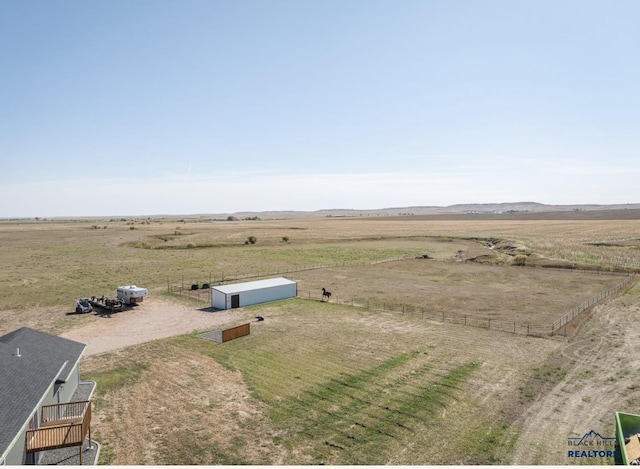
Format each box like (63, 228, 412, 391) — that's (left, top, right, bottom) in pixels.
(322, 287, 331, 301)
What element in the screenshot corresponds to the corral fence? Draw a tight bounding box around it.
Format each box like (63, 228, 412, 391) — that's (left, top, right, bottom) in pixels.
(303, 273, 636, 338)
(305, 295, 553, 337)
(167, 256, 635, 298)
(167, 255, 635, 297)
(166, 256, 422, 296)
(552, 273, 635, 334)
(167, 259, 636, 338)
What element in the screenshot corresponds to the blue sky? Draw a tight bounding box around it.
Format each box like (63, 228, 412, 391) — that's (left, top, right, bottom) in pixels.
(1, 0, 639, 217)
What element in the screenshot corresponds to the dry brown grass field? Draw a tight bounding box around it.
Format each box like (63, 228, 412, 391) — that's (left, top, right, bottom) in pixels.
(1, 212, 639, 464)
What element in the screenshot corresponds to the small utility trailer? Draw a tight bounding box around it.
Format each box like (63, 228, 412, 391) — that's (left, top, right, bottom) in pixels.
(117, 285, 148, 305)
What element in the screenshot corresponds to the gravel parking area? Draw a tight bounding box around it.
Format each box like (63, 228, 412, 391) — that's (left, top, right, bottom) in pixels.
(61, 296, 255, 356)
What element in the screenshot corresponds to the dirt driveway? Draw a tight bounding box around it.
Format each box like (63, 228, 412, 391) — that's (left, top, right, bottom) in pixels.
(61, 296, 255, 356)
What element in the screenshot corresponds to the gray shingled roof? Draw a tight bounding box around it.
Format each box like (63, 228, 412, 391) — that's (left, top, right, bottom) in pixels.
(0, 327, 86, 461)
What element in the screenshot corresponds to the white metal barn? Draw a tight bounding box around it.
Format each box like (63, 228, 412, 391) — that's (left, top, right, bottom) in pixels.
(211, 277, 297, 310)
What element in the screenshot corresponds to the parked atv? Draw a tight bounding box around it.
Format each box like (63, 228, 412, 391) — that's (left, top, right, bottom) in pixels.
(75, 298, 93, 314)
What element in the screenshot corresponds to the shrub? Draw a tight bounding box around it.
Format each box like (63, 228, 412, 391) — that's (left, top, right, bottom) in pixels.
(513, 254, 527, 266)
(247, 236, 257, 245)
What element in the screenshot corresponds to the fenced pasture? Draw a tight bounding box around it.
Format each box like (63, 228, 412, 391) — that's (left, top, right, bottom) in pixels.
(174, 257, 633, 337)
(82, 299, 562, 465)
(293, 259, 629, 335)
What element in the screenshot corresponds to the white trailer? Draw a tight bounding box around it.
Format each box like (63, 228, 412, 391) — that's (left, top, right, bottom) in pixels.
(117, 285, 148, 305)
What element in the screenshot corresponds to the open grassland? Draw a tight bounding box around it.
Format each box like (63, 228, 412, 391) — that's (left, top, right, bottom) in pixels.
(2, 213, 640, 464)
(1, 216, 634, 336)
(1, 216, 638, 312)
(82, 299, 561, 465)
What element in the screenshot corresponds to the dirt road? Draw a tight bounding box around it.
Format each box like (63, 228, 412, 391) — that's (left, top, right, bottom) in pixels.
(61, 296, 256, 356)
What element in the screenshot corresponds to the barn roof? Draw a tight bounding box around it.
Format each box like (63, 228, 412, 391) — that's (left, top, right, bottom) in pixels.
(212, 277, 296, 295)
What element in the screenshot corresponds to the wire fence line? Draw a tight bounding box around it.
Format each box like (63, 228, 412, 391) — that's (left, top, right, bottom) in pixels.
(302, 273, 636, 338)
(166, 255, 426, 292)
(167, 258, 636, 338)
(552, 273, 635, 332)
(167, 256, 635, 293)
(303, 294, 554, 337)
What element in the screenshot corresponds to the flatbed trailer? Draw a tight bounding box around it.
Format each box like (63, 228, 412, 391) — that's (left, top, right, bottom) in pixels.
(88, 296, 124, 312)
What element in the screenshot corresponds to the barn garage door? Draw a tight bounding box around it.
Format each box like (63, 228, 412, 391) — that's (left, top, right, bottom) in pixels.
(231, 294, 240, 308)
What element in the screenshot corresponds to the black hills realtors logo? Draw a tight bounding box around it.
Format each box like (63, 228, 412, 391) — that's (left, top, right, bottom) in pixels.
(567, 429, 618, 459)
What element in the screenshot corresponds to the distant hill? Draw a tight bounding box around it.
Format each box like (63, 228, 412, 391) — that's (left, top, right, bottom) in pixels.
(228, 202, 640, 220)
(11, 202, 640, 221)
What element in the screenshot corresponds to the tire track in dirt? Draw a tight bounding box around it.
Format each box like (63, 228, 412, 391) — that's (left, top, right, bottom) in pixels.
(511, 284, 640, 464)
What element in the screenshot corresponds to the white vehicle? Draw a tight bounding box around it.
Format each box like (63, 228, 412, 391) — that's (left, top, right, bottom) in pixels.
(116, 285, 148, 305)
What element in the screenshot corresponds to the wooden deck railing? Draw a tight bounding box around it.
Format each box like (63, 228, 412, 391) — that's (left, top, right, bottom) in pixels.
(26, 401, 91, 454)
